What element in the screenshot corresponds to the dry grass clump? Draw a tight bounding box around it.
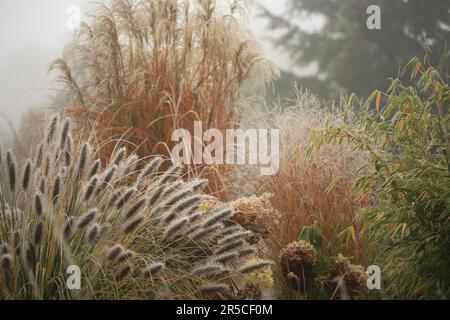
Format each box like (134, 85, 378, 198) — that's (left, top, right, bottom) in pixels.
(235, 90, 372, 262)
(0, 116, 262, 300)
(315, 254, 368, 300)
(50, 0, 278, 194)
(279, 241, 317, 288)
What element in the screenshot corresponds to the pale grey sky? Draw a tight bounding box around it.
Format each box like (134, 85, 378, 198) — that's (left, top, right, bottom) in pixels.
(0, 0, 287, 135)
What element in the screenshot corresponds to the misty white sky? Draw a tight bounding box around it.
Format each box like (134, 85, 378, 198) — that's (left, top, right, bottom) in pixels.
(0, 0, 288, 135)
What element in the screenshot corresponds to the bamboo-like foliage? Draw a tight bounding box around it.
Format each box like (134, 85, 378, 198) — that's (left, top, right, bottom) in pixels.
(0, 116, 262, 300)
(50, 0, 278, 168)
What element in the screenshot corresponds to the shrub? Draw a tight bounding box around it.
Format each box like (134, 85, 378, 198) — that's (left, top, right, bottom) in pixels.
(0, 116, 263, 300)
(311, 56, 450, 299)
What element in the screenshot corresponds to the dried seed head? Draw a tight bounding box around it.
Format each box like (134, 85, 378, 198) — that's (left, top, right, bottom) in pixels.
(112, 147, 127, 166)
(203, 207, 234, 228)
(86, 223, 101, 244)
(238, 246, 257, 259)
(192, 263, 224, 277)
(35, 194, 43, 217)
(35, 144, 44, 167)
(77, 143, 89, 178)
(59, 120, 70, 149)
(52, 175, 61, 205)
(0, 243, 8, 255)
(26, 244, 37, 273)
(123, 216, 144, 235)
(213, 251, 238, 264)
(137, 156, 163, 185)
(117, 250, 135, 263)
(6, 151, 16, 192)
(84, 176, 98, 201)
(63, 217, 75, 239)
(164, 217, 188, 241)
(22, 160, 31, 190)
(190, 225, 219, 241)
(142, 262, 165, 278)
(115, 265, 131, 282)
(0, 254, 13, 272)
(89, 159, 101, 178)
(106, 244, 124, 262)
(238, 260, 273, 274)
(124, 199, 146, 221)
(116, 187, 136, 209)
(13, 231, 21, 256)
(216, 240, 245, 255)
(77, 209, 98, 229)
(44, 157, 50, 177)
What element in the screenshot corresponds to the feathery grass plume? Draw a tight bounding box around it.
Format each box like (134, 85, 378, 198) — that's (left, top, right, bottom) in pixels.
(22, 161, 32, 191)
(89, 159, 100, 178)
(6, 151, 16, 193)
(122, 154, 139, 177)
(64, 135, 73, 167)
(44, 157, 50, 177)
(199, 284, 230, 296)
(106, 244, 124, 262)
(185, 179, 209, 193)
(52, 175, 61, 205)
(123, 216, 144, 235)
(38, 178, 45, 194)
(83, 176, 98, 201)
(136, 157, 163, 187)
(33, 222, 44, 245)
(193, 263, 225, 277)
(164, 217, 188, 241)
(77, 143, 89, 178)
(238, 246, 257, 259)
(216, 240, 245, 255)
(124, 199, 146, 221)
(115, 265, 131, 282)
(46, 115, 58, 144)
(116, 187, 136, 209)
(218, 231, 252, 245)
(86, 224, 101, 244)
(190, 225, 220, 241)
(59, 120, 70, 150)
(0, 116, 257, 299)
(203, 207, 234, 228)
(238, 260, 273, 274)
(77, 209, 98, 229)
(0, 254, 13, 272)
(142, 262, 165, 278)
(213, 252, 238, 264)
(34, 194, 43, 217)
(117, 250, 135, 263)
(158, 165, 182, 186)
(98, 166, 116, 193)
(112, 147, 127, 166)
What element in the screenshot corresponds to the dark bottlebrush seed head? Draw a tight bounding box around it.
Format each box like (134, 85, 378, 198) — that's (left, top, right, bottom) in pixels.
(106, 244, 124, 262)
(6, 151, 16, 192)
(116, 188, 136, 209)
(164, 218, 188, 241)
(117, 250, 135, 263)
(142, 262, 165, 278)
(112, 147, 127, 166)
(84, 176, 98, 201)
(124, 199, 146, 221)
(216, 240, 245, 255)
(86, 224, 100, 244)
(77, 209, 98, 229)
(115, 265, 131, 282)
(203, 208, 234, 228)
(0, 254, 13, 272)
(33, 223, 44, 245)
(77, 143, 89, 177)
(52, 176, 61, 205)
(238, 260, 273, 274)
(22, 161, 31, 190)
(60, 120, 70, 149)
(123, 216, 144, 235)
(45, 157, 50, 177)
(35, 194, 43, 217)
(138, 156, 163, 183)
(89, 159, 100, 178)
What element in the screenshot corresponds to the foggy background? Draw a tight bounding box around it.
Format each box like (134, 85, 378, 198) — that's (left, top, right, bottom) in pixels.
(0, 0, 288, 135)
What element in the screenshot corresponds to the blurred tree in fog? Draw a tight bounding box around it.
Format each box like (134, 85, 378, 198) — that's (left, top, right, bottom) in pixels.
(263, 0, 450, 100)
